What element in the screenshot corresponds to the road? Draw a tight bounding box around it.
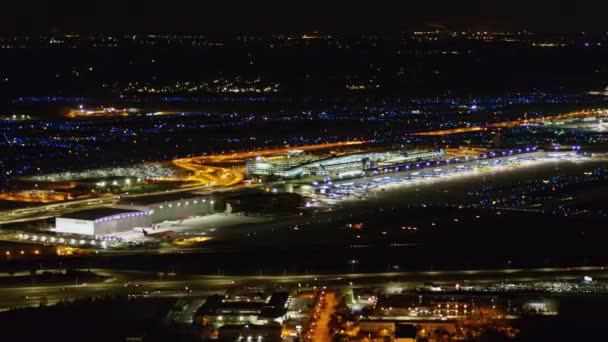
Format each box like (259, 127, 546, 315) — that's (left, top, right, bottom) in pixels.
(0, 196, 118, 225)
(0, 140, 365, 225)
(170, 159, 243, 188)
(0, 191, 73, 203)
(411, 126, 487, 136)
(411, 109, 606, 136)
(0, 266, 606, 311)
(309, 291, 336, 341)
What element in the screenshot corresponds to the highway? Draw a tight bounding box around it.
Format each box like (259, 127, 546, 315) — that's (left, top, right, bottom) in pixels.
(0, 108, 602, 225)
(411, 126, 487, 136)
(0, 266, 606, 311)
(488, 109, 608, 128)
(410, 109, 607, 136)
(168, 140, 366, 187)
(0, 196, 118, 225)
(170, 159, 243, 188)
(0, 141, 365, 225)
(0, 190, 73, 203)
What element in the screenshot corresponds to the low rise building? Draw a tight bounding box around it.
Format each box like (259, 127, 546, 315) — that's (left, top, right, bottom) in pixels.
(55, 208, 151, 236)
(193, 292, 290, 327)
(358, 320, 458, 341)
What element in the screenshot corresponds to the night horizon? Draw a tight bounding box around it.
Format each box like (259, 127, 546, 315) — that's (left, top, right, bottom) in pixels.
(1, 1, 607, 34)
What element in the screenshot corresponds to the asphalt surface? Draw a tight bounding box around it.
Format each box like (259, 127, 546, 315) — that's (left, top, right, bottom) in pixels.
(0, 266, 606, 311)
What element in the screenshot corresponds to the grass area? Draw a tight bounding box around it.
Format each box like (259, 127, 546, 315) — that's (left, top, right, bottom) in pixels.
(0, 269, 110, 287)
(0, 296, 176, 341)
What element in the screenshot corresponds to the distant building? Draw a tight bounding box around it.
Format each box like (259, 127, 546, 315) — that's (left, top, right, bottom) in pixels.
(522, 299, 558, 315)
(246, 150, 444, 178)
(117, 193, 215, 224)
(217, 324, 282, 341)
(246, 150, 319, 177)
(55, 208, 151, 236)
(193, 292, 290, 327)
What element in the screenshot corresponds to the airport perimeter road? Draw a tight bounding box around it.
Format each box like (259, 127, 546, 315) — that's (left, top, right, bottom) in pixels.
(0, 266, 606, 311)
(0, 196, 118, 225)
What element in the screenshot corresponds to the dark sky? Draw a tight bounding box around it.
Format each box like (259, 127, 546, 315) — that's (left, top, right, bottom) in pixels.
(0, 1, 606, 34)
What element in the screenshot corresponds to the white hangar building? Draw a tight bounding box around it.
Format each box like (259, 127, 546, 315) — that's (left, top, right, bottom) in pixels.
(55, 208, 152, 236)
(117, 193, 215, 224)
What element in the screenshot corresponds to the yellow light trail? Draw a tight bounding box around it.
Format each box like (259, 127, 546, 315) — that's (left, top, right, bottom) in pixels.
(0, 191, 73, 203)
(411, 127, 486, 136)
(66, 108, 133, 119)
(169, 141, 366, 188)
(411, 110, 603, 136)
(488, 110, 599, 128)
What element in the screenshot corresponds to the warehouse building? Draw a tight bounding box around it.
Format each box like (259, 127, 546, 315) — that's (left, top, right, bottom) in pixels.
(193, 292, 290, 327)
(117, 192, 215, 224)
(55, 208, 152, 236)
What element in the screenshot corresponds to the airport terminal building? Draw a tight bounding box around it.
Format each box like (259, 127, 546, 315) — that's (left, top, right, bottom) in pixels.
(55, 208, 152, 236)
(246, 149, 444, 178)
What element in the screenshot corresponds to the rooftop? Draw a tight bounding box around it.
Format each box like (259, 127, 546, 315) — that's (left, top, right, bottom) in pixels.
(195, 293, 289, 318)
(59, 208, 144, 221)
(119, 192, 209, 205)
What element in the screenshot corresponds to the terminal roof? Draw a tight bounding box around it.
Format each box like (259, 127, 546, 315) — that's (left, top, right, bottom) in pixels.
(119, 192, 207, 205)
